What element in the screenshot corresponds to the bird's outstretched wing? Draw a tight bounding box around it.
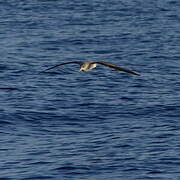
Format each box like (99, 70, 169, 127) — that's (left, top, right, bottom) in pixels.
(94, 61, 140, 76)
(42, 61, 82, 72)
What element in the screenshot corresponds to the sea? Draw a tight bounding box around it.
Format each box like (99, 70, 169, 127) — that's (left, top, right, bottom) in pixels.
(0, 0, 180, 179)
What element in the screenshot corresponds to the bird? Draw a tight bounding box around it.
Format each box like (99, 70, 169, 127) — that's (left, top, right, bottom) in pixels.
(42, 61, 140, 76)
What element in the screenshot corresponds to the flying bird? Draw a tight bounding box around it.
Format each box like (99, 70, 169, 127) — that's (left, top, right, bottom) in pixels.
(43, 61, 140, 76)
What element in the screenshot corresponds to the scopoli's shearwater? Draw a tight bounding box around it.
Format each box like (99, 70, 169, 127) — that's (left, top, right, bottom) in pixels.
(43, 61, 140, 76)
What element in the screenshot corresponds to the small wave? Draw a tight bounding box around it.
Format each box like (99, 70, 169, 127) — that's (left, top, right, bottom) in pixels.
(0, 120, 13, 126)
(0, 87, 20, 91)
(21, 175, 54, 180)
(0, 178, 12, 180)
(54, 165, 90, 171)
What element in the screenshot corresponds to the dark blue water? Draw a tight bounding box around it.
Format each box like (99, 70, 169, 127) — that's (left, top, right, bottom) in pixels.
(1, 0, 180, 179)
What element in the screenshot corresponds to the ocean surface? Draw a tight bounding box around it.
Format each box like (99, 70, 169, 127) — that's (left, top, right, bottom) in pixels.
(0, 0, 180, 179)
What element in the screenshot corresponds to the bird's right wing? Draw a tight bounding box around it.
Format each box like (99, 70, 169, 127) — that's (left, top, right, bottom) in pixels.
(42, 61, 82, 72)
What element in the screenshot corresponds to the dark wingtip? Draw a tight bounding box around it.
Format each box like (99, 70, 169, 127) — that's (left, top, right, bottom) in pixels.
(39, 68, 51, 74)
(133, 72, 141, 76)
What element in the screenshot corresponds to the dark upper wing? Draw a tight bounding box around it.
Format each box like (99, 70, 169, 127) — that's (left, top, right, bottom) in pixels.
(42, 61, 82, 72)
(95, 61, 140, 76)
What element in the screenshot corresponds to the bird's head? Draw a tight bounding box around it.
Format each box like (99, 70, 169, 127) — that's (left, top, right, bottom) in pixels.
(79, 61, 94, 72)
(79, 65, 86, 71)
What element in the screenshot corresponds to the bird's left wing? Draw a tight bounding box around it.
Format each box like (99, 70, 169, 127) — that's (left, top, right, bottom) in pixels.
(94, 61, 140, 76)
